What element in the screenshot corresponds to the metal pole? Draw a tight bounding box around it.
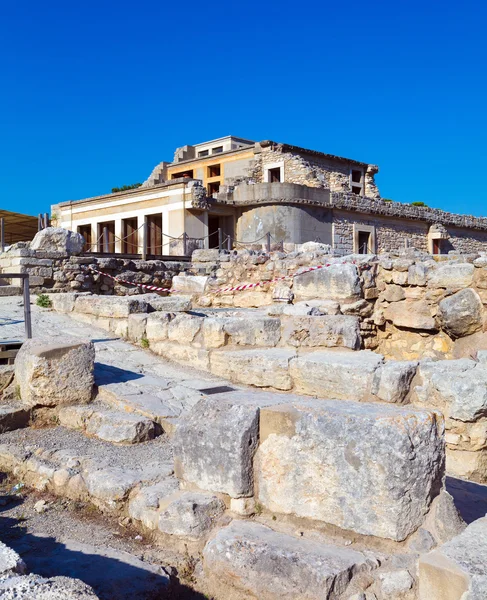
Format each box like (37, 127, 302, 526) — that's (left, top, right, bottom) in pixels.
(103, 226, 109, 253)
(182, 232, 188, 257)
(142, 221, 148, 260)
(218, 228, 223, 251)
(266, 232, 271, 253)
(0, 218, 4, 253)
(23, 276, 32, 339)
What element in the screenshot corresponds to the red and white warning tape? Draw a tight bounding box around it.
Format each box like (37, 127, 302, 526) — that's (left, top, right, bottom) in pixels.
(88, 259, 362, 296)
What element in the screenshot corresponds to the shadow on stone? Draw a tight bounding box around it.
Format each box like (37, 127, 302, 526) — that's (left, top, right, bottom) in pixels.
(446, 475, 487, 523)
(94, 363, 145, 385)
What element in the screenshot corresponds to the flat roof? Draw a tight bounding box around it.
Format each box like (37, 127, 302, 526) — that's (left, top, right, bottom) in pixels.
(0, 209, 39, 245)
(192, 135, 255, 148)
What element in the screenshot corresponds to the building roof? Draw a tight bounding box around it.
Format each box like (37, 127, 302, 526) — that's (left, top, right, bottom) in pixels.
(0, 209, 39, 245)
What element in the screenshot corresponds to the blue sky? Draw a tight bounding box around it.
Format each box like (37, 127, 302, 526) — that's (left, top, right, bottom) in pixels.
(1, 0, 486, 216)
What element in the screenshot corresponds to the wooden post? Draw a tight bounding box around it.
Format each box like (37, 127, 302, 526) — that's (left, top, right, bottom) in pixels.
(182, 232, 188, 257)
(22, 276, 32, 339)
(0, 218, 4, 253)
(266, 232, 271, 253)
(142, 221, 148, 260)
(218, 228, 223, 251)
(103, 226, 109, 253)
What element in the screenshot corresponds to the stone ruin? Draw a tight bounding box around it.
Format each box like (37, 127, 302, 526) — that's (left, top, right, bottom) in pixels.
(0, 228, 487, 598)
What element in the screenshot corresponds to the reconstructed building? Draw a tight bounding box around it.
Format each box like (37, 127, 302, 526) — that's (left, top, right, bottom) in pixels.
(53, 136, 487, 255)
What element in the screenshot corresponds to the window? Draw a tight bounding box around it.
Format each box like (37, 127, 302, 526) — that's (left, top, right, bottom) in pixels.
(268, 167, 281, 183)
(171, 170, 194, 179)
(208, 164, 221, 178)
(212, 146, 223, 154)
(208, 181, 220, 195)
(358, 231, 370, 254)
(353, 224, 375, 254)
(198, 150, 209, 157)
(351, 169, 364, 195)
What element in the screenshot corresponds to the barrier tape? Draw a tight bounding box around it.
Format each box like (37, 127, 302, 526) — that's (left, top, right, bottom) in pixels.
(88, 259, 363, 296)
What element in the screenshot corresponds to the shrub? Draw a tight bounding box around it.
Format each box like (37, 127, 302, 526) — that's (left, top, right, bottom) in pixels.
(36, 294, 52, 308)
(382, 198, 393, 203)
(112, 183, 142, 193)
(140, 337, 150, 349)
(411, 201, 428, 207)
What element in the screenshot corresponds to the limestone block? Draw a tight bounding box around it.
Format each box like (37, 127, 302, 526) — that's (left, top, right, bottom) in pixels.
(150, 341, 210, 371)
(191, 248, 220, 262)
(148, 295, 192, 312)
(75, 295, 148, 318)
(419, 516, 487, 600)
(408, 263, 429, 286)
(427, 263, 474, 289)
(371, 360, 418, 403)
(145, 312, 172, 342)
(281, 315, 361, 349)
(0, 574, 99, 599)
(15, 338, 95, 408)
(223, 317, 281, 347)
(381, 284, 406, 302)
(210, 349, 295, 390)
(383, 300, 437, 331)
(158, 491, 225, 540)
(378, 570, 414, 597)
(127, 314, 147, 342)
(50, 292, 87, 313)
(0, 540, 26, 576)
(255, 399, 444, 540)
(438, 288, 483, 338)
(172, 275, 208, 293)
(341, 299, 374, 317)
(293, 263, 362, 301)
(202, 318, 227, 348)
(167, 314, 203, 344)
(0, 405, 30, 432)
(129, 480, 180, 530)
(203, 521, 375, 600)
(289, 350, 383, 400)
(233, 290, 273, 308)
(30, 227, 85, 255)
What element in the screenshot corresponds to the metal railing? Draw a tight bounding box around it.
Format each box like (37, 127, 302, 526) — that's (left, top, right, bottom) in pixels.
(1, 273, 32, 338)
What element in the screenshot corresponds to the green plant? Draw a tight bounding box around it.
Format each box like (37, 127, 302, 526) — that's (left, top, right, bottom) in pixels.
(411, 201, 428, 207)
(36, 294, 52, 308)
(382, 198, 393, 203)
(254, 501, 263, 516)
(15, 385, 21, 401)
(140, 337, 150, 349)
(112, 183, 142, 193)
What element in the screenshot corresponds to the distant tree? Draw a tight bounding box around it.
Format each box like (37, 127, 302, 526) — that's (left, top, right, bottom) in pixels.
(112, 183, 142, 193)
(411, 201, 428, 207)
(382, 198, 394, 202)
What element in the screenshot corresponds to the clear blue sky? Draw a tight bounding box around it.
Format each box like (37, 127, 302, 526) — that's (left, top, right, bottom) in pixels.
(2, 0, 486, 216)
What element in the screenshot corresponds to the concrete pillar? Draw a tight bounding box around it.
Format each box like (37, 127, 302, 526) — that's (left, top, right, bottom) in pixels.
(115, 219, 123, 253)
(137, 215, 146, 256)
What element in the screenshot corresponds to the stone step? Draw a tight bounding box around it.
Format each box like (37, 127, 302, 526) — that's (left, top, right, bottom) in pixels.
(0, 285, 22, 296)
(0, 404, 30, 432)
(0, 426, 175, 512)
(202, 520, 377, 600)
(57, 403, 156, 445)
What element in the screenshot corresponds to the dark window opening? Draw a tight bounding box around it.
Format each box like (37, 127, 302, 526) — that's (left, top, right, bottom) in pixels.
(198, 150, 209, 157)
(351, 169, 363, 183)
(352, 186, 362, 195)
(78, 225, 92, 252)
(432, 239, 442, 255)
(171, 170, 194, 179)
(122, 218, 138, 254)
(208, 164, 221, 178)
(212, 146, 223, 154)
(208, 181, 220, 195)
(358, 231, 371, 254)
(268, 167, 281, 183)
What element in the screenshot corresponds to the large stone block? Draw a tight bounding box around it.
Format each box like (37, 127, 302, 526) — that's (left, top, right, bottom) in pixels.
(172, 275, 208, 293)
(427, 263, 475, 289)
(281, 315, 361, 349)
(145, 312, 172, 342)
(255, 399, 444, 540)
(438, 288, 483, 338)
(30, 227, 85, 255)
(203, 521, 375, 600)
(191, 248, 220, 263)
(148, 295, 192, 312)
(289, 350, 383, 400)
(15, 338, 95, 408)
(210, 349, 295, 390)
(383, 300, 437, 331)
(371, 360, 418, 404)
(419, 516, 487, 600)
(293, 263, 362, 301)
(167, 314, 203, 344)
(75, 295, 148, 318)
(223, 316, 281, 347)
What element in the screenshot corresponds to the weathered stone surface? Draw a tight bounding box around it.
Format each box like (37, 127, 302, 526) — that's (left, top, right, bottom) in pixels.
(49, 292, 87, 313)
(380, 284, 406, 302)
(0, 540, 26, 576)
(223, 317, 281, 347)
(378, 569, 414, 597)
(148, 295, 192, 312)
(15, 338, 95, 408)
(293, 263, 362, 301)
(167, 314, 203, 344)
(408, 263, 429, 286)
(158, 491, 225, 539)
(191, 248, 220, 262)
(427, 263, 475, 289)
(371, 360, 418, 404)
(438, 288, 483, 338)
(255, 399, 444, 540)
(129, 480, 180, 530)
(413, 359, 487, 421)
(203, 521, 375, 600)
(127, 314, 147, 343)
(0, 574, 100, 599)
(419, 516, 487, 600)
(383, 300, 437, 331)
(289, 350, 383, 400)
(0, 405, 30, 432)
(281, 315, 361, 349)
(172, 275, 208, 293)
(74, 296, 148, 318)
(30, 227, 85, 255)
(145, 312, 172, 342)
(202, 318, 227, 348)
(210, 349, 295, 390)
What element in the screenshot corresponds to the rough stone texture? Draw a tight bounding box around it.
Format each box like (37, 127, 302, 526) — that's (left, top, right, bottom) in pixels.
(74, 296, 148, 319)
(255, 399, 445, 540)
(145, 312, 172, 342)
(383, 300, 437, 331)
(222, 317, 281, 347)
(0, 574, 100, 599)
(0, 405, 31, 432)
(127, 313, 148, 343)
(148, 295, 192, 312)
(210, 349, 295, 390)
(172, 275, 208, 293)
(15, 338, 95, 408)
(167, 314, 203, 344)
(0, 541, 26, 576)
(293, 263, 362, 301)
(281, 315, 361, 349)
(371, 360, 418, 404)
(128, 480, 180, 530)
(30, 227, 85, 255)
(203, 520, 375, 600)
(289, 350, 383, 399)
(438, 288, 484, 338)
(419, 516, 487, 600)
(427, 263, 475, 289)
(191, 249, 220, 263)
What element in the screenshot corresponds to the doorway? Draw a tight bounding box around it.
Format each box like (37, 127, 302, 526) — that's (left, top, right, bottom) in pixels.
(146, 214, 162, 255)
(98, 221, 115, 253)
(78, 225, 92, 252)
(122, 218, 138, 254)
